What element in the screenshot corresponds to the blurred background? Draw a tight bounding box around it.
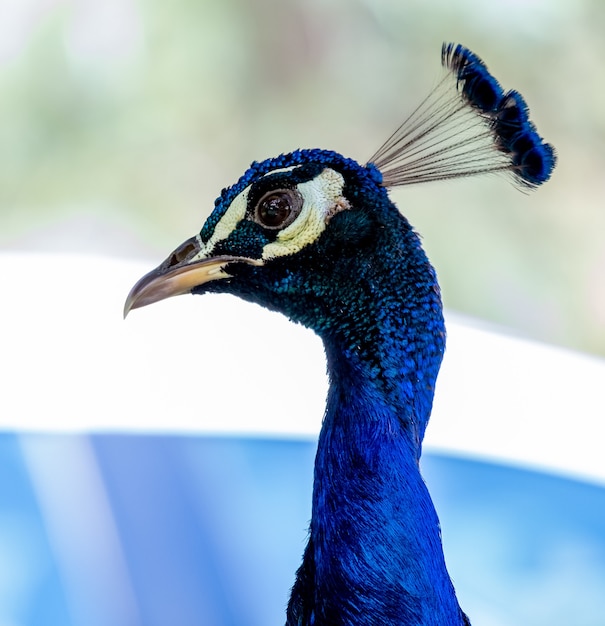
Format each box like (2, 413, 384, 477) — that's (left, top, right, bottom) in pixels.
(1, 1, 604, 625)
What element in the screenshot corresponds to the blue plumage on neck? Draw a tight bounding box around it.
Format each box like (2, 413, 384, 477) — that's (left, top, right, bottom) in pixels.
(304, 393, 464, 626)
(286, 368, 465, 625)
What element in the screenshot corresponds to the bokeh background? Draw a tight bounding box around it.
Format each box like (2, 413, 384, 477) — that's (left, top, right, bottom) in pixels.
(1, 0, 604, 356)
(1, 2, 605, 626)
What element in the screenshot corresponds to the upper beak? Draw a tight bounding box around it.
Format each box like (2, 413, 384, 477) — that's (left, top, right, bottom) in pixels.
(123, 236, 259, 318)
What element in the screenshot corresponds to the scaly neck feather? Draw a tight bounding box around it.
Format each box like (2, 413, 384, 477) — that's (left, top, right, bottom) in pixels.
(286, 220, 468, 626)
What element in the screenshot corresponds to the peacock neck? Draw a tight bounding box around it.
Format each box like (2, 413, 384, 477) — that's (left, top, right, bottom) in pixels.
(316, 356, 465, 623)
(287, 301, 467, 626)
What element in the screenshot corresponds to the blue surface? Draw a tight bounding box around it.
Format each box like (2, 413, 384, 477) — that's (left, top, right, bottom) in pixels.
(0, 434, 71, 624)
(0, 433, 603, 625)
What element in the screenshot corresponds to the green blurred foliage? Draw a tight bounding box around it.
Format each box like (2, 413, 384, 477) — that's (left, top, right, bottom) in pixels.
(1, 0, 604, 356)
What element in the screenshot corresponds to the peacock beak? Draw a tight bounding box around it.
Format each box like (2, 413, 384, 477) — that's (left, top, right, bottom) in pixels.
(123, 236, 260, 318)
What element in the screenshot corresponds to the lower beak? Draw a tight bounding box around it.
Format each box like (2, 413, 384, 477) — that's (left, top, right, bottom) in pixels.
(123, 236, 258, 318)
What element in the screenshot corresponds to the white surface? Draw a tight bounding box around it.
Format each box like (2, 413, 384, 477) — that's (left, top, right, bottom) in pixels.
(1, 252, 604, 484)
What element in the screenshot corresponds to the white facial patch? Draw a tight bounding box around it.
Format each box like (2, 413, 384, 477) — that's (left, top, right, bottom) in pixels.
(188, 187, 250, 262)
(261, 168, 349, 260)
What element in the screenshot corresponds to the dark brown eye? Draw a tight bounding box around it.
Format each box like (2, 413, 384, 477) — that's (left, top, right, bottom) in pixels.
(254, 189, 303, 230)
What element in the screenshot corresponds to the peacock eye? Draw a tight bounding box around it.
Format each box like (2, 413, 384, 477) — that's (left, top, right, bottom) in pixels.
(254, 189, 303, 230)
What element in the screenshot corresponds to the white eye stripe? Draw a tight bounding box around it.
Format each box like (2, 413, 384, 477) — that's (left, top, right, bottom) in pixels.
(258, 166, 297, 176)
(189, 187, 250, 260)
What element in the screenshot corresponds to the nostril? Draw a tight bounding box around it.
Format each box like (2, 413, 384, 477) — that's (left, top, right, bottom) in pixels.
(167, 242, 197, 268)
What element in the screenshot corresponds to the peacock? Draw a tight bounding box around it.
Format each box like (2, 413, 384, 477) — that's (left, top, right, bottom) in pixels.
(124, 44, 555, 626)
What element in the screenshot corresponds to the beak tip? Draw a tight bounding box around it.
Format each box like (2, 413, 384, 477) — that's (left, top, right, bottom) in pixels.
(123, 290, 139, 319)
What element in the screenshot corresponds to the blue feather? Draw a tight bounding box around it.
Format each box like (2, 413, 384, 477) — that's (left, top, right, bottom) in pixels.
(442, 42, 505, 113)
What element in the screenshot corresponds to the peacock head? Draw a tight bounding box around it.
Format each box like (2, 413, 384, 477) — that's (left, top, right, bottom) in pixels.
(123, 150, 418, 338)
